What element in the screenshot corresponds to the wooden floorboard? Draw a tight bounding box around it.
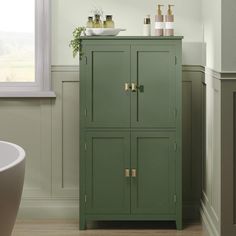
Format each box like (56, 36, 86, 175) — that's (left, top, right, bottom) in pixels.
(12, 221, 203, 236)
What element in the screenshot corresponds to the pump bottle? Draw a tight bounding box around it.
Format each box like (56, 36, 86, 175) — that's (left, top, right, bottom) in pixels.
(165, 5, 174, 36)
(143, 15, 151, 36)
(155, 4, 164, 36)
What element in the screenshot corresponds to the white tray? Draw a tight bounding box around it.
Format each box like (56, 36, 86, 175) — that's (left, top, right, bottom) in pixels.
(86, 28, 126, 36)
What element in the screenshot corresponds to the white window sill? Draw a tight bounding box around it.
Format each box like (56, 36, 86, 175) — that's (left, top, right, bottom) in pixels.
(0, 91, 56, 98)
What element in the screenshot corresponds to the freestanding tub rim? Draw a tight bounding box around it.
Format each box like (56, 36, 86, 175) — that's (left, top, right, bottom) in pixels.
(0, 141, 25, 172)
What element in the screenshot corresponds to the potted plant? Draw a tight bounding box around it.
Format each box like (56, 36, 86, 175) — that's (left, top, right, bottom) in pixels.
(69, 27, 86, 59)
(69, 8, 104, 59)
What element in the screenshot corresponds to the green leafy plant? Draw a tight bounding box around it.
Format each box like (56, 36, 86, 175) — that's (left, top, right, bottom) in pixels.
(69, 27, 86, 59)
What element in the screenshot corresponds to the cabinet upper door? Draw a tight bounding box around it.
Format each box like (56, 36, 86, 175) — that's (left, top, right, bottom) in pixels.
(85, 131, 130, 214)
(131, 131, 176, 215)
(85, 45, 130, 128)
(131, 45, 177, 128)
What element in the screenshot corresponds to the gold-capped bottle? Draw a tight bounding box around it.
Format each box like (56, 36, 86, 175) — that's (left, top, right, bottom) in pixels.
(86, 16, 93, 28)
(165, 5, 174, 36)
(155, 5, 164, 36)
(93, 14, 103, 28)
(104, 15, 115, 28)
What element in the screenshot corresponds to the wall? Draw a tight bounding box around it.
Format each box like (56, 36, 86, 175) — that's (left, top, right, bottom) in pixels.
(0, 65, 203, 220)
(201, 1, 236, 235)
(221, 78, 236, 236)
(201, 71, 221, 236)
(0, 0, 204, 220)
(51, 0, 204, 66)
(50, 1, 204, 219)
(222, 0, 236, 71)
(182, 66, 203, 219)
(202, 0, 221, 71)
(201, 72, 236, 236)
(1, 0, 234, 228)
(202, 0, 236, 72)
(0, 68, 80, 219)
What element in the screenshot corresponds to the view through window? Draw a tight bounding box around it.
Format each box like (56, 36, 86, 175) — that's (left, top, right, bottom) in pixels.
(0, 0, 35, 82)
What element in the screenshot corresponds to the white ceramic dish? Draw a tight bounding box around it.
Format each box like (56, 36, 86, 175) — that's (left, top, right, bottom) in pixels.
(86, 28, 126, 36)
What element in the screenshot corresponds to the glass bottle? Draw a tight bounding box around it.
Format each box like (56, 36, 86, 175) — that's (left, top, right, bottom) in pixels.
(104, 15, 115, 28)
(86, 16, 93, 28)
(103, 21, 107, 28)
(93, 14, 103, 28)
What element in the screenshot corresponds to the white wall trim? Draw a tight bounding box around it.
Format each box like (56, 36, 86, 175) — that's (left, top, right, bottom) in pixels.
(51, 65, 80, 73)
(51, 65, 204, 73)
(205, 67, 236, 80)
(182, 65, 205, 73)
(34, 0, 52, 91)
(0, 91, 56, 98)
(18, 199, 79, 219)
(201, 203, 220, 236)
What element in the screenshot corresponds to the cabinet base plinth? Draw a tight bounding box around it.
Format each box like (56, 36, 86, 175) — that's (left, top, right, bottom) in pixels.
(81, 215, 182, 230)
(176, 219, 183, 230)
(79, 218, 87, 230)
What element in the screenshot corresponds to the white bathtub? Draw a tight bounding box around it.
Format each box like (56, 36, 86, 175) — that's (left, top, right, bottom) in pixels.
(0, 141, 25, 236)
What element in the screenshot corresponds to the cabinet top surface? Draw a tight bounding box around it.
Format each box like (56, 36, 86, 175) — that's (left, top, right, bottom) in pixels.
(81, 36, 183, 40)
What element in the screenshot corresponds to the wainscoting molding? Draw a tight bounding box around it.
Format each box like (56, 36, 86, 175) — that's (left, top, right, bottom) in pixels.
(182, 65, 204, 220)
(52, 69, 80, 198)
(221, 79, 236, 236)
(200, 69, 236, 236)
(201, 204, 220, 236)
(0, 99, 52, 199)
(0, 65, 203, 220)
(200, 69, 221, 236)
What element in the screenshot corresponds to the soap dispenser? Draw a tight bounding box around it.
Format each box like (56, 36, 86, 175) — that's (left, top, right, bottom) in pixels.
(155, 4, 164, 36)
(165, 5, 174, 36)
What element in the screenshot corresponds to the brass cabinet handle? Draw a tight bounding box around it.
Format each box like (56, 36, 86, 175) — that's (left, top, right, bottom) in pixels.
(131, 83, 137, 92)
(131, 83, 144, 92)
(125, 83, 130, 91)
(125, 169, 130, 177)
(131, 169, 137, 177)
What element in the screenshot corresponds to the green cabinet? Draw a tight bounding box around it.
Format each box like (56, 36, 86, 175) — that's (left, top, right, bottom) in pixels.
(80, 37, 182, 230)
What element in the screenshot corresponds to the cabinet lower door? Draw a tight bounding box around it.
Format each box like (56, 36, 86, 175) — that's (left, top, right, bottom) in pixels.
(86, 131, 130, 214)
(131, 132, 176, 215)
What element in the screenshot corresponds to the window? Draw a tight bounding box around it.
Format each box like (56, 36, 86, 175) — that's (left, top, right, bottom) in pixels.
(0, 0, 52, 94)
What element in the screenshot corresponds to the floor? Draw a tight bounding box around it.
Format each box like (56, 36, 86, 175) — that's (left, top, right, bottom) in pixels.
(12, 221, 203, 236)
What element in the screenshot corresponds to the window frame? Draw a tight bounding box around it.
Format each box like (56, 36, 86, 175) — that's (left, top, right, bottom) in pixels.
(0, 0, 52, 93)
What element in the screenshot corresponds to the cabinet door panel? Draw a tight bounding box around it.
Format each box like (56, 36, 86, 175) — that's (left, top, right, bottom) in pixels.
(85, 46, 130, 128)
(131, 45, 176, 128)
(131, 132, 176, 215)
(86, 131, 130, 214)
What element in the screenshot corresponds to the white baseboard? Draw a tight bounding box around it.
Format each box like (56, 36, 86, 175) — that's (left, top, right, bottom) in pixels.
(200, 202, 220, 236)
(18, 200, 200, 221)
(17, 199, 79, 219)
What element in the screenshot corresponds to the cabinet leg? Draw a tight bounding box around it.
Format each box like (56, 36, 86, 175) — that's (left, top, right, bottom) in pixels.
(176, 219, 183, 230)
(79, 217, 86, 230)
